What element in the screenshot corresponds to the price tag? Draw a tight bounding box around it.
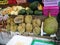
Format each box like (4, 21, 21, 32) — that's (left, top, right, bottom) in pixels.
(31, 39, 55, 45)
(16, 0, 27, 4)
(0, 0, 8, 4)
(43, 0, 59, 6)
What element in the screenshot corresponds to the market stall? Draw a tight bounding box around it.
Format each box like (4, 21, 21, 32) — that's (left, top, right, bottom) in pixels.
(0, 0, 60, 45)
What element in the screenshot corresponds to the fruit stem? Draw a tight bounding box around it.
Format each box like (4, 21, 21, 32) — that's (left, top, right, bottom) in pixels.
(49, 13, 51, 17)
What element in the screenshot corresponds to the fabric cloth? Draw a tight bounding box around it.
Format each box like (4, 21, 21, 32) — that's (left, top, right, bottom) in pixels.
(0, 32, 12, 44)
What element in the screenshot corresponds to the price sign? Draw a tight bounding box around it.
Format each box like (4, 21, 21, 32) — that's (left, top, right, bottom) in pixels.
(31, 39, 55, 45)
(16, 0, 27, 4)
(0, 0, 8, 4)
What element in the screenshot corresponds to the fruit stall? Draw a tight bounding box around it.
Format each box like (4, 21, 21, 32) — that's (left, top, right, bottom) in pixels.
(0, 0, 60, 45)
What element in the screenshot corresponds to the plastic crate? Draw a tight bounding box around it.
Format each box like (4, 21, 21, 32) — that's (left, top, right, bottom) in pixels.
(43, 6, 59, 16)
(43, 0, 58, 6)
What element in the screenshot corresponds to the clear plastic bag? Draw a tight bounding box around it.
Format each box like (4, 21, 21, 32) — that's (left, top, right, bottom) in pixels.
(0, 32, 12, 44)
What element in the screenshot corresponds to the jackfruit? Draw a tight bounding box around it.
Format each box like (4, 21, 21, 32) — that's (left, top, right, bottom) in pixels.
(44, 14, 58, 34)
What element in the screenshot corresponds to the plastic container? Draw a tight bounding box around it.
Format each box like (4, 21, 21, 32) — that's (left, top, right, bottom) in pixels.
(43, 0, 59, 16)
(43, 6, 59, 16)
(43, 0, 58, 6)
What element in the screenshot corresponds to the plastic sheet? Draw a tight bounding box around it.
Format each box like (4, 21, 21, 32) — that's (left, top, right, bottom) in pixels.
(0, 32, 12, 44)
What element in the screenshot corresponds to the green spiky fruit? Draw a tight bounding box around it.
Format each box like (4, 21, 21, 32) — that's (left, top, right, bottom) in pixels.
(44, 16, 58, 34)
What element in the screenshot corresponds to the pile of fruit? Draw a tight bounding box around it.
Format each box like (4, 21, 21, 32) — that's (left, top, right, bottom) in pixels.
(5, 14, 58, 36)
(0, 1, 58, 36)
(0, 1, 43, 16)
(6, 15, 41, 36)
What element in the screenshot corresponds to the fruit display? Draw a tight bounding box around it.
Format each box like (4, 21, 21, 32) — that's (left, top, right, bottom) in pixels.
(0, 6, 25, 15)
(44, 14, 58, 34)
(0, 1, 60, 45)
(5, 15, 41, 36)
(0, 1, 43, 16)
(0, 1, 59, 37)
(0, 1, 42, 35)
